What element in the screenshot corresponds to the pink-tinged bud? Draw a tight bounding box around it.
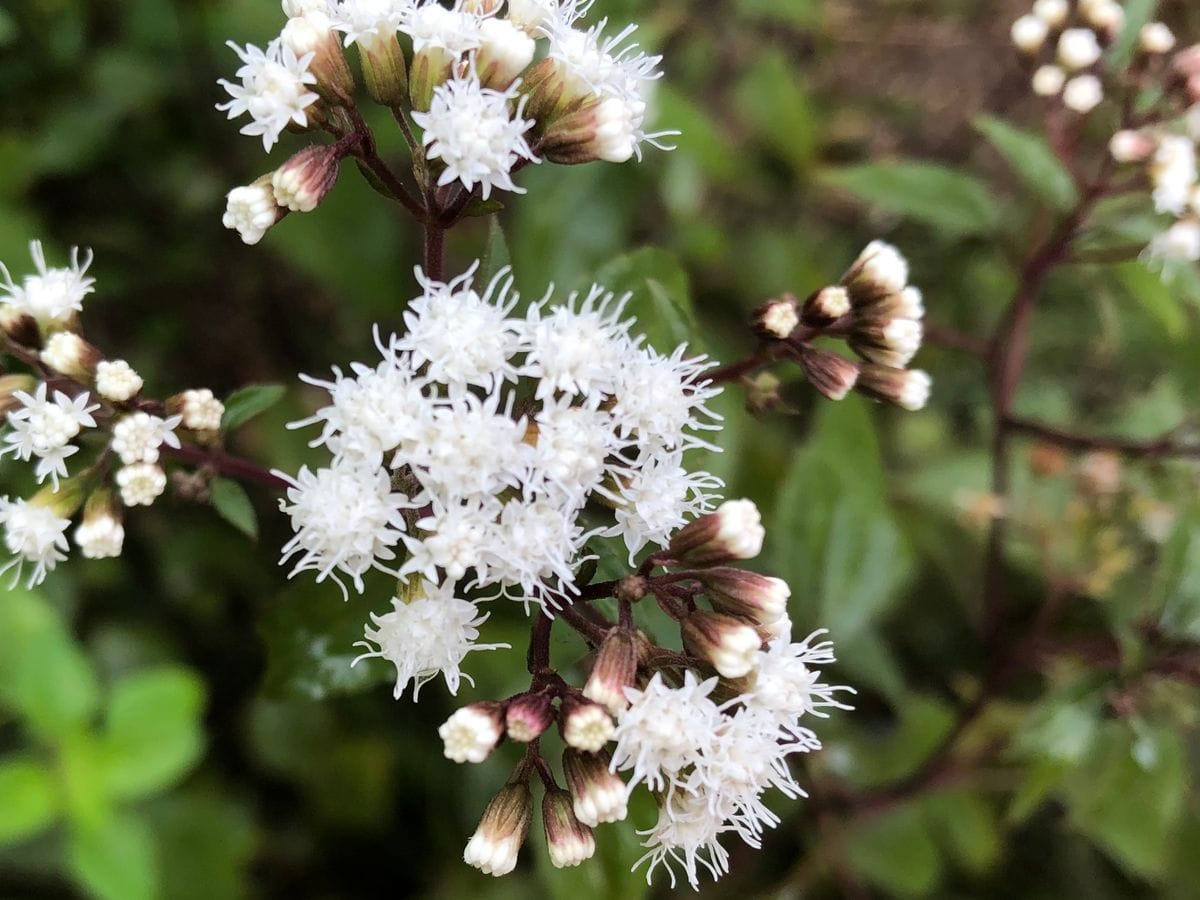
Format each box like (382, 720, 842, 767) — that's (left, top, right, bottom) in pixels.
(476, 17, 536, 90)
(272, 144, 343, 213)
(39, 331, 101, 382)
(1077, 450, 1122, 496)
(668, 499, 766, 566)
(562, 748, 627, 827)
(439, 702, 505, 763)
(856, 364, 932, 412)
(0, 374, 37, 418)
(280, 9, 355, 99)
(799, 347, 860, 402)
(843, 241, 909, 305)
(1175, 45, 1200, 79)
(560, 695, 615, 753)
(463, 780, 532, 876)
(753, 294, 800, 339)
(538, 95, 643, 165)
(542, 789, 596, 868)
(698, 568, 791, 627)
(582, 629, 639, 714)
(680, 610, 763, 679)
(1109, 130, 1156, 164)
(801, 285, 851, 328)
(505, 692, 555, 743)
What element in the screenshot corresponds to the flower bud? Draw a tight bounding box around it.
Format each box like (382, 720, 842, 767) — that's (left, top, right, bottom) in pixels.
(843, 241, 909, 306)
(355, 29, 408, 107)
(74, 489, 124, 560)
(0, 306, 39, 347)
(538, 95, 643, 164)
(1032, 64, 1066, 96)
(116, 462, 168, 507)
(1141, 23, 1176, 56)
(39, 332, 100, 382)
(30, 477, 86, 519)
(508, 0, 553, 33)
(463, 780, 532, 876)
(476, 17, 536, 91)
(856, 364, 932, 412)
(1109, 130, 1155, 164)
(798, 346, 860, 402)
(562, 748, 627, 827)
(559, 695, 615, 753)
(744, 371, 787, 417)
(505, 692, 555, 743)
(856, 285, 924, 320)
(0, 374, 36, 417)
(801, 285, 851, 327)
(521, 56, 591, 127)
(1032, 0, 1068, 28)
(94, 360, 144, 403)
(281, 8, 355, 99)
(272, 144, 343, 213)
(582, 629, 639, 714)
(849, 317, 923, 368)
(680, 609, 762, 679)
(1063, 74, 1103, 114)
(1011, 15, 1049, 54)
(542, 789, 596, 868)
(172, 388, 225, 434)
(1058, 29, 1102, 70)
(223, 178, 286, 246)
(439, 701, 505, 763)
(697, 568, 791, 627)
(1078, 450, 1121, 496)
(1081, 0, 1123, 38)
(668, 499, 766, 566)
(753, 294, 800, 339)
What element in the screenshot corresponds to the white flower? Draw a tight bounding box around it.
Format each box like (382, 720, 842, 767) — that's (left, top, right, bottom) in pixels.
(1057, 28, 1102, 71)
(611, 671, 724, 793)
(634, 790, 731, 891)
(0, 496, 71, 588)
(284, 0, 333, 15)
(398, 264, 523, 391)
(545, 17, 662, 102)
(1032, 64, 1066, 96)
(331, 0, 410, 49)
(0, 241, 95, 328)
(110, 412, 182, 465)
(223, 182, 283, 245)
(527, 396, 623, 499)
(75, 515, 125, 560)
(746, 631, 855, 739)
(476, 16, 536, 87)
(403, 3, 482, 56)
(180, 388, 225, 431)
(611, 454, 722, 559)
(276, 457, 412, 596)
(439, 705, 503, 763)
(1032, 0, 1068, 27)
(1063, 74, 1103, 113)
(411, 69, 538, 200)
(1140, 22, 1176, 55)
(714, 499, 764, 559)
(2, 383, 99, 489)
(483, 496, 589, 601)
(1147, 219, 1200, 263)
(1151, 135, 1198, 216)
(95, 360, 144, 403)
(353, 579, 508, 699)
(897, 369, 932, 411)
(401, 497, 497, 584)
(116, 462, 168, 507)
(610, 345, 722, 455)
(1011, 15, 1049, 53)
(216, 39, 320, 152)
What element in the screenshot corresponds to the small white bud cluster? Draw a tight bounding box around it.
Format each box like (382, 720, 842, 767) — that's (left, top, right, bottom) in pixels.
(1011, 0, 1120, 113)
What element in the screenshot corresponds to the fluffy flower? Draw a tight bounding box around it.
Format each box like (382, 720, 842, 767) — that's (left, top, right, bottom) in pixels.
(116, 462, 167, 507)
(353, 579, 507, 699)
(411, 69, 538, 199)
(746, 631, 855, 739)
(0, 241, 95, 329)
(110, 412, 182, 466)
(0, 496, 71, 588)
(610, 454, 723, 559)
(223, 182, 283, 245)
(217, 39, 320, 152)
(331, 0, 410, 48)
(634, 791, 731, 891)
(2, 383, 99, 489)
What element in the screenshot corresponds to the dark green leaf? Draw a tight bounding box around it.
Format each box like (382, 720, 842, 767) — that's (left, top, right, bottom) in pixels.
(0, 756, 60, 847)
(975, 115, 1078, 210)
(846, 802, 943, 896)
(820, 161, 1002, 235)
(210, 478, 258, 541)
(220, 384, 286, 432)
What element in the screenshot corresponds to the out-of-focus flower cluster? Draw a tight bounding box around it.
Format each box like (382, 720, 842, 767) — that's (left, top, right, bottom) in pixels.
(0, 242, 226, 585)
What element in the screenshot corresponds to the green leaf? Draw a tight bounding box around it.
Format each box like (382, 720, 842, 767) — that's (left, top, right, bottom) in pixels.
(1117, 261, 1187, 340)
(1153, 505, 1200, 640)
(592, 247, 698, 353)
(463, 197, 505, 217)
(845, 802, 943, 896)
(210, 478, 258, 540)
(69, 814, 159, 900)
(99, 668, 205, 801)
(820, 161, 1002, 236)
(734, 50, 817, 174)
(0, 756, 61, 847)
(481, 215, 511, 285)
(923, 790, 1002, 874)
(220, 384, 286, 432)
(975, 115, 1078, 210)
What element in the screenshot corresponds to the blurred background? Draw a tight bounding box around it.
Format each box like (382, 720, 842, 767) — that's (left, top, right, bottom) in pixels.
(2, 0, 1200, 897)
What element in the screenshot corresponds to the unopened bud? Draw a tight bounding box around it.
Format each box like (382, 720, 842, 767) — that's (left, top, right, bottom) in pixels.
(223, 178, 286, 246)
(94, 360, 144, 403)
(439, 701, 505, 763)
(505, 692, 555, 743)
(1063, 74, 1103, 114)
(844, 241, 909, 306)
(170, 388, 225, 434)
(1032, 0, 1068, 28)
(801, 285, 851, 327)
(281, 8, 355, 99)
(1011, 15, 1049, 54)
(272, 144, 342, 213)
(668, 499, 766, 566)
(476, 17, 536, 90)
(799, 347, 860, 402)
(849, 317, 923, 368)
(1081, 0, 1123, 39)
(753, 294, 800, 339)
(117, 462, 168, 507)
(538, 95, 642, 164)
(559, 695, 615, 753)
(1058, 28, 1103, 70)
(0, 306, 39, 347)
(681, 609, 762, 679)
(745, 371, 787, 417)
(30, 478, 86, 519)
(562, 748, 627, 827)
(355, 28, 408, 107)
(856, 364, 932, 411)
(1032, 64, 1066, 96)
(463, 780, 532, 876)
(521, 56, 590, 128)
(542, 789, 595, 868)
(697, 568, 791, 628)
(1141, 22, 1176, 55)
(1109, 130, 1156, 163)
(583, 629, 639, 714)
(39, 332, 100, 382)
(75, 489, 124, 560)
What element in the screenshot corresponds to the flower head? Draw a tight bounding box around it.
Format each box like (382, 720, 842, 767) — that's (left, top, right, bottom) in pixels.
(2, 383, 99, 489)
(217, 39, 320, 152)
(0, 495, 71, 587)
(0, 241, 95, 329)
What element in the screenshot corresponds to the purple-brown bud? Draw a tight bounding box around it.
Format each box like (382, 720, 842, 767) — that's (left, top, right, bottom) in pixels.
(463, 780, 532, 876)
(855, 364, 932, 411)
(562, 748, 628, 827)
(680, 609, 763, 679)
(801, 285, 851, 328)
(542, 789, 596, 868)
(842, 241, 910, 307)
(272, 144, 343, 213)
(0, 306, 39, 347)
(559, 695, 615, 753)
(798, 346, 860, 402)
(582, 629, 639, 714)
(698, 568, 791, 628)
(667, 499, 766, 566)
(505, 692, 555, 743)
(39, 331, 101, 382)
(753, 294, 800, 339)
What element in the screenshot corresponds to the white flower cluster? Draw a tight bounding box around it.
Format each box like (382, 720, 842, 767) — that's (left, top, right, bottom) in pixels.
(0, 240, 94, 331)
(217, 38, 321, 152)
(610, 634, 851, 889)
(278, 260, 721, 690)
(1011, 0, 1128, 113)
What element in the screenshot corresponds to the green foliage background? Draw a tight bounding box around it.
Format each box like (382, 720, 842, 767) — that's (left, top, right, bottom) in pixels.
(2, 0, 1200, 897)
